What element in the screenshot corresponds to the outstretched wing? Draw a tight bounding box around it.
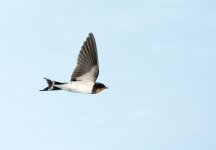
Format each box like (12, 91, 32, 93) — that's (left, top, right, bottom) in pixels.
(71, 33, 99, 82)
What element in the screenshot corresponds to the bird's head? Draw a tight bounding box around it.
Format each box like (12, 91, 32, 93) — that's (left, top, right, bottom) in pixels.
(92, 83, 108, 94)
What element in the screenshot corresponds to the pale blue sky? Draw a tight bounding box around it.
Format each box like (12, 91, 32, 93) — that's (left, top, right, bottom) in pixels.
(0, 0, 216, 150)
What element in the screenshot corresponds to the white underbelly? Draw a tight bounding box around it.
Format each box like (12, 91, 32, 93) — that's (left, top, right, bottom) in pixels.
(55, 81, 94, 94)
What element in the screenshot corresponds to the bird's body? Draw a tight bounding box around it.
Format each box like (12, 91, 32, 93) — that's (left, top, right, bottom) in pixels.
(40, 33, 107, 94)
(53, 81, 94, 94)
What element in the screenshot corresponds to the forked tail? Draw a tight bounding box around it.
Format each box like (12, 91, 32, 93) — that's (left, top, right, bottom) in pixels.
(40, 78, 62, 91)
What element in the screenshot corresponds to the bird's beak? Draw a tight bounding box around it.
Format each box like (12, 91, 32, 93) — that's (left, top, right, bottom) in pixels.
(105, 87, 108, 89)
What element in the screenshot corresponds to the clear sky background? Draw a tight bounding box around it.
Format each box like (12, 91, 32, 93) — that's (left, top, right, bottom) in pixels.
(0, 0, 216, 150)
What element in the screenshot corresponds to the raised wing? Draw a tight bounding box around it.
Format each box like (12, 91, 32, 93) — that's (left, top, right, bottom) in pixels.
(71, 33, 99, 82)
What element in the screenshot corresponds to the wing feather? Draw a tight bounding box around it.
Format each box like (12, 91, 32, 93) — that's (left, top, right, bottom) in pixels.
(71, 33, 99, 82)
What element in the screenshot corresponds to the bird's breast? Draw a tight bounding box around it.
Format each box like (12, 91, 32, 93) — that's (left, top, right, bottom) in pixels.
(66, 81, 94, 94)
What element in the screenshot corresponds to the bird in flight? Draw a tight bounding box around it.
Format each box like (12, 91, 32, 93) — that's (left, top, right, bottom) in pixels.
(40, 33, 108, 94)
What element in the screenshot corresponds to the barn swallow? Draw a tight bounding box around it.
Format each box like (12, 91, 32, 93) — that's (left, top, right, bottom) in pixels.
(40, 33, 107, 94)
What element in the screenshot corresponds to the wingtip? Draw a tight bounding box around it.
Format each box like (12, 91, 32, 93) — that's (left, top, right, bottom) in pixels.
(89, 32, 94, 36)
